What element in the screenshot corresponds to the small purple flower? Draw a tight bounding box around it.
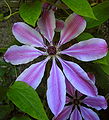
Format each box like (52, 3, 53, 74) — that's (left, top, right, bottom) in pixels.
(4, 9, 108, 116)
(53, 73, 107, 120)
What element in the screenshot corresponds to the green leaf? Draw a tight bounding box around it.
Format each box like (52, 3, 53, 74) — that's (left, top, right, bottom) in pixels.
(94, 52, 109, 65)
(0, 86, 7, 101)
(0, 105, 14, 120)
(0, 48, 7, 53)
(62, 0, 96, 19)
(94, 52, 109, 75)
(89, 64, 109, 93)
(11, 116, 31, 120)
(76, 32, 94, 42)
(19, 0, 42, 26)
(7, 81, 48, 120)
(86, 1, 109, 28)
(100, 64, 109, 75)
(0, 13, 4, 21)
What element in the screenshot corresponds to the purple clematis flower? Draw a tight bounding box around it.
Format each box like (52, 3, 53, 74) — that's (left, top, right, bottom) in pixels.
(4, 9, 108, 116)
(53, 73, 107, 120)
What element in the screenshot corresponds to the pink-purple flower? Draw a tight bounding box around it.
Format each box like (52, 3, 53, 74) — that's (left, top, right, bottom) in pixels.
(4, 9, 108, 116)
(53, 74, 107, 120)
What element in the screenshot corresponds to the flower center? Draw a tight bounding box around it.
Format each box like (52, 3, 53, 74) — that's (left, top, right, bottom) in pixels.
(73, 99, 80, 105)
(47, 46, 57, 55)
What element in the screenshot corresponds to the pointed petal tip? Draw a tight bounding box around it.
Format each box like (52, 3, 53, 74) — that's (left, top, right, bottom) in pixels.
(58, 58, 98, 97)
(83, 95, 107, 110)
(59, 13, 86, 45)
(4, 45, 43, 65)
(62, 38, 108, 62)
(12, 22, 44, 47)
(80, 82, 98, 97)
(38, 10, 56, 42)
(47, 59, 66, 116)
(53, 106, 72, 120)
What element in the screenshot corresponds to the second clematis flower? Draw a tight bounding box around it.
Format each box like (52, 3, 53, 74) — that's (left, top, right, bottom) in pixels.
(4, 9, 108, 116)
(53, 73, 107, 120)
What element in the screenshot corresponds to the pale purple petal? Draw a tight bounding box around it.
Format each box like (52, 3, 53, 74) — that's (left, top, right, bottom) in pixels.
(82, 95, 107, 110)
(66, 79, 75, 96)
(87, 72, 95, 84)
(55, 19, 64, 32)
(53, 106, 72, 120)
(70, 107, 82, 120)
(38, 10, 55, 42)
(4, 45, 43, 65)
(47, 59, 66, 116)
(77, 91, 83, 98)
(80, 106, 100, 120)
(43, 3, 50, 9)
(61, 38, 108, 61)
(58, 58, 98, 97)
(66, 96, 71, 104)
(12, 22, 44, 47)
(59, 13, 86, 45)
(16, 59, 48, 89)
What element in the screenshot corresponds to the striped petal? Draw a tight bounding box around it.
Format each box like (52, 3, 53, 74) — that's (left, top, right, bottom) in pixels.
(61, 38, 108, 61)
(87, 73, 95, 84)
(55, 19, 64, 32)
(66, 79, 75, 96)
(58, 58, 98, 97)
(12, 22, 44, 47)
(38, 10, 55, 42)
(47, 59, 66, 116)
(16, 59, 48, 89)
(83, 95, 107, 110)
(53, 106, 72, 120)
(66, 96, 71, 104)
(59, 13, 86, 45)
(70, 107, 82, 120)
(80, 106, 100, 120)
(4, 45, 43, 65)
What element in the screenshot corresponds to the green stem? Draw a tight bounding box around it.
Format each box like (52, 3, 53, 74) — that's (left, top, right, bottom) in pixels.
(4, 11, 19, 20)
(4, 0, 12, 15)
(4, 0, 19, 20)
(0, 48, 7, 53)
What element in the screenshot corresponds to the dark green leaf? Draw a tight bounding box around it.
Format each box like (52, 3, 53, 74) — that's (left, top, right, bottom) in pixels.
(100, 64, 109, 75)
(0, 105, 14, 120)
(94, 52, 109, 75)
(11, 116, 31, 120)
(89, 64, 109, 93)
(94, 52, 109, 65)
(19, 0, 42, 26)
(0, 67, 7, 77)
(0, 86, 7, 101)
(86, 1, 109, 28)
(7, 81, 48, 120)
(76, 32, 94, 42)
(62, 0, 96, 19)
(0, 59, 8, 66)
(0, 13, 4, 21)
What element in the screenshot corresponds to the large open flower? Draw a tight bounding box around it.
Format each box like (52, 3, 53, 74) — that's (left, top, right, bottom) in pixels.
(4, 9, 108, 116)
(53, 73, 107, 120)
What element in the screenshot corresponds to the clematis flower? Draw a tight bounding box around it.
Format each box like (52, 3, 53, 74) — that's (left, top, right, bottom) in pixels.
(4, 9, 108, 116)
(53, 73, 107, 120)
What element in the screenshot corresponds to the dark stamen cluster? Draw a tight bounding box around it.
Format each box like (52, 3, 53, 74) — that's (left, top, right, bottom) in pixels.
(47, 46, 57, 55)
(73, 98, 80, 105)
